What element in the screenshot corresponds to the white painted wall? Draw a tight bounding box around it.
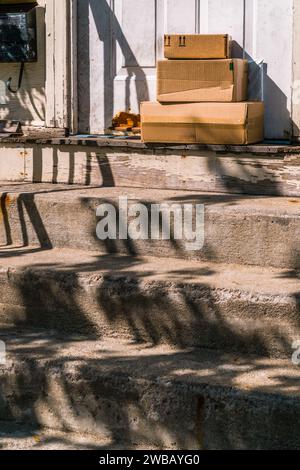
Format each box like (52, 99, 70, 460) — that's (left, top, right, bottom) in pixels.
(79, 0, 294, 140)
(0, 0, 46, 126)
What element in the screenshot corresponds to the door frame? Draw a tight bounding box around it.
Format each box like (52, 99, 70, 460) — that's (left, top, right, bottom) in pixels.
(292, 0, 300, 141)
(45, 0, 78, 133)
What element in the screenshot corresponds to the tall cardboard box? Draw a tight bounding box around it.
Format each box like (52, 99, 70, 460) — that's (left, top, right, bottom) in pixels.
(164, 34, 231, 59)
(157, 59, 248, 103)
(141, 101, 264, 145)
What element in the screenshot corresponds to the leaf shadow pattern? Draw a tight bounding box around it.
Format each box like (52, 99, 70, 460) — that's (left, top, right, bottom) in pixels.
(0, 243, 299, 449)
(0, 144, 299, 448)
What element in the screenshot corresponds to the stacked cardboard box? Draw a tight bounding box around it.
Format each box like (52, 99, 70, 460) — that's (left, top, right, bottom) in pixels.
(141, 34, 264, 145)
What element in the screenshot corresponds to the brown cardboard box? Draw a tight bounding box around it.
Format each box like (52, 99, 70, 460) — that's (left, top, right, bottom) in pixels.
(141, 101, 264, 145)
(157, 59, 248, 103)
(164, 34, 231, 59)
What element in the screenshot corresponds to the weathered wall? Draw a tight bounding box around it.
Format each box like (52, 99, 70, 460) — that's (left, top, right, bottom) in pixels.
(0, 0, 46, 126)
(0, 141, 300, 196)
(293, 0, 300, 141)
(77, 0, 294, 140)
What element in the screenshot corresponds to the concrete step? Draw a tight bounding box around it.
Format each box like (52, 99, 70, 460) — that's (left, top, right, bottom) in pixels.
(0, 183, 300, 269)
(0, 422, 131, 450)
(0, 247, 299, 358)
(0, 421, 161, 450)
(1, 328, 300, 450)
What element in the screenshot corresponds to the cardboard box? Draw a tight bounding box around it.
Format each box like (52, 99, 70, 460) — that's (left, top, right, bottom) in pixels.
(157, 59, 248, 103)
(164, 34, 231, 59)
(141, 101, 264, 145)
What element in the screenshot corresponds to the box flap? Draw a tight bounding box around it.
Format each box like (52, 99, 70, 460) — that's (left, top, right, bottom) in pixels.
(157, 80, 234, 93)
(157, 86, 235, 103)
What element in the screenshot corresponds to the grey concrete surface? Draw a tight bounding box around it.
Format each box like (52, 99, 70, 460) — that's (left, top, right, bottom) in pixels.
(0, 247, 298, 358)
(0, 184, 300, 269)
(0, 422, 161, 450)
(0, 423, 115, 450)
(0, 329, 300, 450)
(0, 183, 299, 449)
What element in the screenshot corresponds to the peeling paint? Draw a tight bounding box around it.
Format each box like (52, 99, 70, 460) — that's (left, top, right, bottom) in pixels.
(0, 194, 11, 222)
(1, 143, 300, 196)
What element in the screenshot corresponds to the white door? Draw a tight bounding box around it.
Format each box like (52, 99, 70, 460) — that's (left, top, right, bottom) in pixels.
(78, 0, 294, 140)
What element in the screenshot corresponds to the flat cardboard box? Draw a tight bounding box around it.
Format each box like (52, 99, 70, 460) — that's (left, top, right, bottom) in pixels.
(157, 59, 248, 103)
(141, 101, 264, 145)
(164, 34, 231, 59)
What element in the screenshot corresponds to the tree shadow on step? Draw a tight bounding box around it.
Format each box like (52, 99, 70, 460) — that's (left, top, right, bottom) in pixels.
(1, 323, 300, 449)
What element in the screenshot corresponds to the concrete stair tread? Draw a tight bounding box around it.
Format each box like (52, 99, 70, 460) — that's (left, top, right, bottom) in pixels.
(1, 327, 300, 449)
(0, 246, 299, 295)
(0, 421, 161, 450)
(1, 326, 299, 399)
(1, 182, 300, 215)
(0, 422, 132, 450)
(0, 247, 298, 358)
(1, 182, 300, 270)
